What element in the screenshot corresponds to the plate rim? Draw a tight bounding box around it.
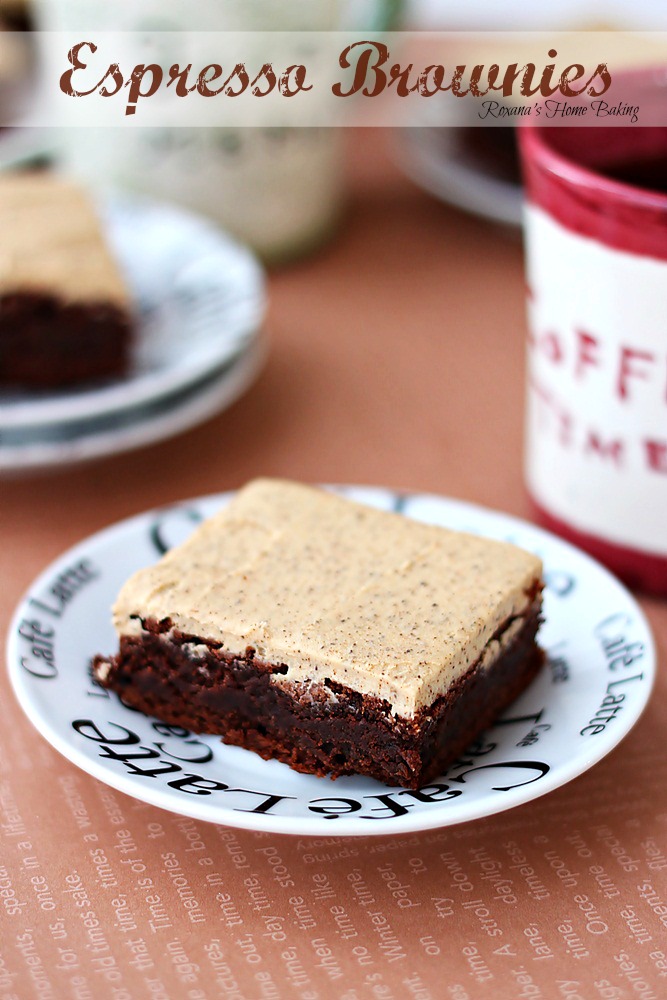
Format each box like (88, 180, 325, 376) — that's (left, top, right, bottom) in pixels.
(0, 334, 267, 472)
(397, 127, 523, 228)
(6, 486, 656, 835)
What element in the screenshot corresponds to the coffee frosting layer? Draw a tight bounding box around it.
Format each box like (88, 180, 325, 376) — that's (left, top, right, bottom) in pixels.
(0, 174, 130, 306)
(113, 480, 542, 717)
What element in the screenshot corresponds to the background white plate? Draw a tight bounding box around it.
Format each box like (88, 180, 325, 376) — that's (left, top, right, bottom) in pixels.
(1, 195, 266, 428)
(0, 335, 266, 472)
(7, 487, 655, 835)
(398, 126, 523, 228)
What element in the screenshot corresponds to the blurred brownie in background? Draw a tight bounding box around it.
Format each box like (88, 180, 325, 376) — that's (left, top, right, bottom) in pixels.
(0, 173, 133, 390)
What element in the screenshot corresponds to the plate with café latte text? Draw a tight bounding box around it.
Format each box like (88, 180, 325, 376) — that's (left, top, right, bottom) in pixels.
(7, 487, 655, 835)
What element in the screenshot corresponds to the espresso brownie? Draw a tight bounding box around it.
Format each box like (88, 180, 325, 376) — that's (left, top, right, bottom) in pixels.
(94, 480, 544, 788)
(0, 173, 132, 389)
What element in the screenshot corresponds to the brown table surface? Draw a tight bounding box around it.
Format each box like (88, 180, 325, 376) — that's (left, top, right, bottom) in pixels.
(1, 131, 666, 1000)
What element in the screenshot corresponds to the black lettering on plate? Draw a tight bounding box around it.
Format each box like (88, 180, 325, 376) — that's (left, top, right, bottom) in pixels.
(449, 760, 550, 791)
(29, 558, 99, 620)
(149, 507, 203, 555)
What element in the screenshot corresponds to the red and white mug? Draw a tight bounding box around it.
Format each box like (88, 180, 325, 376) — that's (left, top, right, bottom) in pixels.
(519, 73, 667, 593)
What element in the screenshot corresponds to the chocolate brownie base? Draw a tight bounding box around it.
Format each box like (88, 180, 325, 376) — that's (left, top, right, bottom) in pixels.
(0, 292, 131, 389)
(94, 604, 544, 789)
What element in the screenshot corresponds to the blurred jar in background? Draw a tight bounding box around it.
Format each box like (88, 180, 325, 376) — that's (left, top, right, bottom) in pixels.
(34, 0, 397, 263)
(52, 125, 344, 265)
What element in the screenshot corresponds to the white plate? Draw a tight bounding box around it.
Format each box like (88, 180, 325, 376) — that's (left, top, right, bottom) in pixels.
(7, 487, 655, 835)
(0, 334, 266, 472)
(398, 126, 523, 228)
(1, 195, 266, 428)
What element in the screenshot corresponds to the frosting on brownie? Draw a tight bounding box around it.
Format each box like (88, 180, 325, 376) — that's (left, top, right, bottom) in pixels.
(113, 479, 543, 717)
(0, 174, 130, 305)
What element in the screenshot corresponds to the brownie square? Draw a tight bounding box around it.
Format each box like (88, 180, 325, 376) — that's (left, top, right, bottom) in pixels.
(0, 173, 133, 389)
(94, 480, 544, 788)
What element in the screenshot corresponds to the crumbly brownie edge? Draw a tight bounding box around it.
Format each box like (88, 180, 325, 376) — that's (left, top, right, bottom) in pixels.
(0, 293, 132, 388)
(93, 601, 544, 790)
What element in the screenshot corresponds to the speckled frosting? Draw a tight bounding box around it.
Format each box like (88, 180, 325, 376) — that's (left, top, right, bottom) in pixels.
(113, 480, 543, 718)
(0, 174, 130, 305)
